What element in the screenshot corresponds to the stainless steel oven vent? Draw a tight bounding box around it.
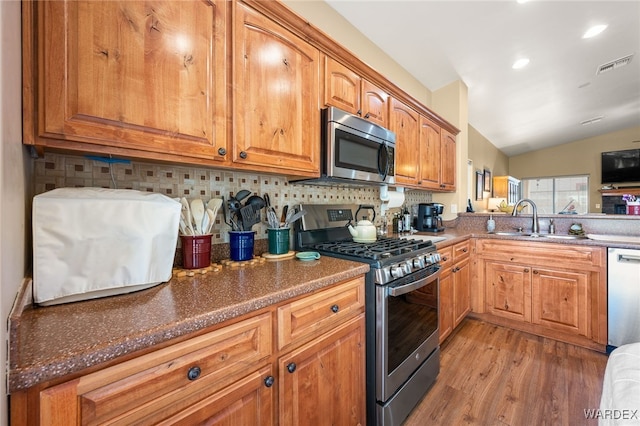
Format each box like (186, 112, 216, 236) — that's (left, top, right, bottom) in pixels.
(596, 54, 633, 75)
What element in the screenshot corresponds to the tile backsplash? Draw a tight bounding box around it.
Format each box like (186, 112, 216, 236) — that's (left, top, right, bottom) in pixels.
(35, 153, 432, 243)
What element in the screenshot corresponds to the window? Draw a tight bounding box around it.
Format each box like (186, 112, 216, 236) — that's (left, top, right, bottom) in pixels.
(520, 175, 589, 214)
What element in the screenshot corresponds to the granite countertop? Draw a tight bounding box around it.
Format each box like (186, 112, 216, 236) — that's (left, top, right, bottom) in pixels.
(9, 256, 369, 393)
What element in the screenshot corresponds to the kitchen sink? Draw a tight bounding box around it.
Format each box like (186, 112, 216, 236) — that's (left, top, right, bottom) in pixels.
(540, 234, 587, 240)
(586, 234, 640, 244)
(492, 232, 534, 237)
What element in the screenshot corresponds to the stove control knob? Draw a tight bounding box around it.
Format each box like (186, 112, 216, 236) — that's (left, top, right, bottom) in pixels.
(413, 257, 425, 268)
(390, 265, 403, 278)
(403, 262, 413, 274)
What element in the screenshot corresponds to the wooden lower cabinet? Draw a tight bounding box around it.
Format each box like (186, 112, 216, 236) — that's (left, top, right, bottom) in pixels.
(476, 239, 606, 350)
(157, 364, 275, 426)
(452, 257, 471, 327)
(278, 315, 365, 426)
(485, 261, 532, 322)
(532, 267, 589, 336)
(485, 261, 590, 337)
(37, 313, 274, 425)
(12, 277, 366, 425)
(438, 240, 471, 344)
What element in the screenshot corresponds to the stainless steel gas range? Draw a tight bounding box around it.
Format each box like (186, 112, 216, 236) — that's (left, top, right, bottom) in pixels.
(295, 204, 441, 426)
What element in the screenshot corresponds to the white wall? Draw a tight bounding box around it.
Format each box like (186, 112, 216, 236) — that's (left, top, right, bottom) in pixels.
(1, 1, 31, 424)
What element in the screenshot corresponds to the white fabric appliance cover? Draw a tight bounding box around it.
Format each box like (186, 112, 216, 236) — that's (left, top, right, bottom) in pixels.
(33, 188, 181, 305)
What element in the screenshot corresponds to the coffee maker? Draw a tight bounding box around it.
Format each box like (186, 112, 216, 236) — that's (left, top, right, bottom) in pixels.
(416, 203, 445, 232)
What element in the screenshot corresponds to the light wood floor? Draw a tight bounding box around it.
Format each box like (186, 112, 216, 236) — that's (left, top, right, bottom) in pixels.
(404, 318, 609, 426)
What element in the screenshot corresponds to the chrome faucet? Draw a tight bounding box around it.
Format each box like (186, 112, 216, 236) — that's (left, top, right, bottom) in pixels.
(512, 198, 539, 234)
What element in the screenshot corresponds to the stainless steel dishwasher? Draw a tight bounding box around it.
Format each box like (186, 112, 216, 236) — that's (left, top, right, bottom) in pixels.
(608, 247, 640, 351)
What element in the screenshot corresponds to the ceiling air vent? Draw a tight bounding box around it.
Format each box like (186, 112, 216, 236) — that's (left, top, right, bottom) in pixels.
(596, 54, 633, 75)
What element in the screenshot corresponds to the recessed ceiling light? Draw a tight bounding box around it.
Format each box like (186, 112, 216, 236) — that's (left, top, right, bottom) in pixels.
(517, 0, 530, 4)
(583, 24, 607, 39)
(512, 58, 530, 69)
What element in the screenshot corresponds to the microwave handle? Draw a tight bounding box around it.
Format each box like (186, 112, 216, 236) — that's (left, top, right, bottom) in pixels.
(378, 144, 390, 180)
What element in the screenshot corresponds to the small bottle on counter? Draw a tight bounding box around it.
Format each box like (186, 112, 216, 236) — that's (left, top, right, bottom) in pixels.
(403, 207, 411, 232)
(380, 215, 388, 236)
(487, 215, 495, 233)
(392, 213, 400, 233)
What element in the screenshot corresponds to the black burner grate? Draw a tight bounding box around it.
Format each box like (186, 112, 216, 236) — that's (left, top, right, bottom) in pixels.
(311, 237, 433, 260)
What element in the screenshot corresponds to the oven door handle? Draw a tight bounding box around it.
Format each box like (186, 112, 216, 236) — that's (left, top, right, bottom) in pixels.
(388, 269, 441, 297)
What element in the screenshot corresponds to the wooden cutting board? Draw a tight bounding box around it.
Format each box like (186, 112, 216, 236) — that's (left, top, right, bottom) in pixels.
(261, 251, 296, 261)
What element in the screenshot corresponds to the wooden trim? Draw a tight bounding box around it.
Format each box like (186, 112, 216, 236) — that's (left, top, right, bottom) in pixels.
(469, 312, 606, 352)
(599, 188, 640, 196)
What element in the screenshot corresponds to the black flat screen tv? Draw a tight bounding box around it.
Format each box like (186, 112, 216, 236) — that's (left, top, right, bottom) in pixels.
(601, 149, 640, 184)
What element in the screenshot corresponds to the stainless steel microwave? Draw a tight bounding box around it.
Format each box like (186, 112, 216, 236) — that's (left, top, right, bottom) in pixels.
(293, 107, 396, 186)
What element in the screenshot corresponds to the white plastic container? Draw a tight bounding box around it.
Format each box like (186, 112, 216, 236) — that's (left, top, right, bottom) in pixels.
(486, 215, 496, 233)
(32, 188, 181, 305)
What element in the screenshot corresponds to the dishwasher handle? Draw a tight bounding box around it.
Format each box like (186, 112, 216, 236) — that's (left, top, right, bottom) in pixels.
(618, 254, 640, 263)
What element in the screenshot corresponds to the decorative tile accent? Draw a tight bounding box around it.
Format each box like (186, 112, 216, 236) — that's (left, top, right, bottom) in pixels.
(34, 152, 434, 243)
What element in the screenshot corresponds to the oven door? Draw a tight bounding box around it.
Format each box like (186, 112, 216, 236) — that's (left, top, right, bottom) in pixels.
(376, 267, 440, 402)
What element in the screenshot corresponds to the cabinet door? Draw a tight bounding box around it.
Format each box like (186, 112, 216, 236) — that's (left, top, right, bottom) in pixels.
(439, 270, 453, 343)
(485, 261, 532, 322)
(233, 2, 320, 175)
(361, 79, 389, 127)
(418, 116, 441, 189)
(324, 57, 361, 115)
(28, 0, 227, 162)
(452, 257, 471, 327)
(531, 268, 589, 336)
(279, 315, 366, 426)
(389, 98, 420, 186)
(440, 129, 457, 191)
(161, 365, 275, 426)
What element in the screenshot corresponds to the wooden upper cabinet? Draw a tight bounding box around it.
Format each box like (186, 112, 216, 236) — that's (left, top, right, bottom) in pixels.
(389, 98, 420, 186)
(232, 2, 320, 176)
(361, 80, 389, 127)
(440, 128, 457, 191)
(324, 58, 361, 114)
(324, 57, 389, 127)
(389, 98, 456, 191)
(24, 0, 228, 162)
(418, 116, 442, 190)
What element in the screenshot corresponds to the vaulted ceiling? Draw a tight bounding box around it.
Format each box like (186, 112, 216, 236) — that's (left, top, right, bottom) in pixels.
(325, 0, 640, 156)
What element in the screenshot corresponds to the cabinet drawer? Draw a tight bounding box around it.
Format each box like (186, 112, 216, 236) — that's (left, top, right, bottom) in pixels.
(438, 246, 454, 274)
(476, 239, 604, 269)
(452, 240, 471, 261)
(71, 313, 272, 425)
(277, 277, 365, 350)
